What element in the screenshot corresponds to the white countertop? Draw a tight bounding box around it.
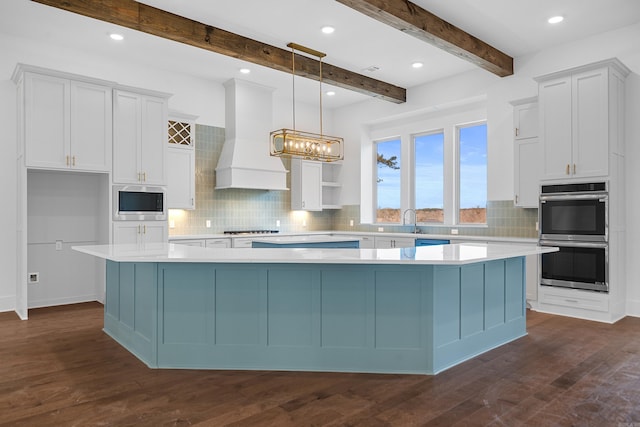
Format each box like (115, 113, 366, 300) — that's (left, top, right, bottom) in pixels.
(73, 242, 556, 265)
(250, 235, 360, 244)
(168, 231, 538, 244)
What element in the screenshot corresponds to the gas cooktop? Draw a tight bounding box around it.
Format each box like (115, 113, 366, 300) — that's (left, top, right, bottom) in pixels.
(223, 230, 280, 235)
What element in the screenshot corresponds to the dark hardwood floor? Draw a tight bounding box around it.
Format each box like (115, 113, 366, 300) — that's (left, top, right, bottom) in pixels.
(1, 302, 639, 426)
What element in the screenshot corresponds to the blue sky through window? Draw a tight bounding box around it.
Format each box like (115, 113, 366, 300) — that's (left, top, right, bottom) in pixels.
(459, 124, 487, 209)
(376, 139, 401, 209)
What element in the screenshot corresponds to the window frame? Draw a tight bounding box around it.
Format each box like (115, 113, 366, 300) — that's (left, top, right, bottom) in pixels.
(364, 104, 487, 227)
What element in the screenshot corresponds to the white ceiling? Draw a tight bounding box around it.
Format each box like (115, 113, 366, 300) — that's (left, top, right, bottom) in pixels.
(2, 0, 639, 108)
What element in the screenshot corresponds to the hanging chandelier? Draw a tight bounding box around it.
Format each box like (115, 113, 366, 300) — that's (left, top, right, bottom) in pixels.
(270, 43, 344, 162)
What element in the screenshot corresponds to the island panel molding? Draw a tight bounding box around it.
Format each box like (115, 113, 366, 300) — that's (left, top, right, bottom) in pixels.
(101, 257, 527, 375)
(30, 0, 407, 104)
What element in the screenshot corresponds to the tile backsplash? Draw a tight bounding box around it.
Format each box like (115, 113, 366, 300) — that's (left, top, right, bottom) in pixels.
(169, 124, 537, 239)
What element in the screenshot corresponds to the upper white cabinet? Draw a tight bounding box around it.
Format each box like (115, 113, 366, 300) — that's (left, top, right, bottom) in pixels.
(291, 159, 342, 211)
(167, 112, 197, 210)
(536, 60, 628, 181)
(291, 159, 322, 211)
(113, 89, 170, 185)
(511, 98, 540, 208)
(20, 70, 112, 172)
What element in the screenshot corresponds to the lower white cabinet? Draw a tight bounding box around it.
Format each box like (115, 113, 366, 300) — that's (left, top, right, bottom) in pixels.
(374, 236, 415, 248)
(170, 239, 204, 247)
(205, 238, 231, 248)
(113, 222, 167, 245)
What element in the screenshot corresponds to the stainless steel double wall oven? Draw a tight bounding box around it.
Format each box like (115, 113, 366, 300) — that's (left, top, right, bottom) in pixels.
(539, 182, 608, 293)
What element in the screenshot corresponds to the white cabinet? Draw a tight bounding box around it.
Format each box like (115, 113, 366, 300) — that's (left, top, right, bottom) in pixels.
(22, 72, 112, 172)
(291, 160, 322, 211)
(167, 147, 195, 209)
(537, 63, 621, 181)
(205, 238, 231, 248)
(171, 239, 204, 247)
(167, 113, 197, 209)
(291, 160, 342, 211)
(511, 99, 540, 208)
(374, 236, 415, 248)
(113, 89, 169, 185)
(113, 222, 167, 245)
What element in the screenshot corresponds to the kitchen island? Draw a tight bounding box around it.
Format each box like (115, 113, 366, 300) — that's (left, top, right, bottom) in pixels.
(74, 243, 555, 375)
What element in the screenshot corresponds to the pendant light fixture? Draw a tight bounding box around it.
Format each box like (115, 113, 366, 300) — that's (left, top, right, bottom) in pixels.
(270, 43, 344, 162)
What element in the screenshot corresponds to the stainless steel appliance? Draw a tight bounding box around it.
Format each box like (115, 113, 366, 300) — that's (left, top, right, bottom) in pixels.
(113, 185, 166, 221)
(539, 182, 608, 293)
(539, 182, 607, 242)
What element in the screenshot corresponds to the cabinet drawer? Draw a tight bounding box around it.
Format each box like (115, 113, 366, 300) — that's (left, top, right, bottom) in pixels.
(539, 286, 608, 312)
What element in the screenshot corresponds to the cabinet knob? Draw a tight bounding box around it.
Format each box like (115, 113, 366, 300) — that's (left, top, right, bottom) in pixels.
(566, 164, 570, 175)
(143, 172, 147, 182)
(515, 195, 519, 204)
(66, 155, 70, 166)
(573, 164, 576, 174)
(515, 128, 519, 137)
(72, 156, 76, 167)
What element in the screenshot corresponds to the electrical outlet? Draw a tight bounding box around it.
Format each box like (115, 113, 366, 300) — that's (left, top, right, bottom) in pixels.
(302, 219, 307, 227)
(28, 272, 39, 284)
(206, 220, 211, 228)
(535, 221, 539, 231)
(378, 227, 384, 232)
(276, 220, 281, 227)
(451, 228, 459, 235)
(349, 219, 354, 227)
(169, 220, 175, 229)
(55, 240, 62, 251)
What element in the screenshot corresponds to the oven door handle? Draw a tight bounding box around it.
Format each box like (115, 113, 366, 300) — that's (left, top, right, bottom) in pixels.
(539, 240, 608, 249)
(539, 193, 608, 202)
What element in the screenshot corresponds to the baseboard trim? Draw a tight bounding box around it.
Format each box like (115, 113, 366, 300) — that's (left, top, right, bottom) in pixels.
(28, 294, 100, 310)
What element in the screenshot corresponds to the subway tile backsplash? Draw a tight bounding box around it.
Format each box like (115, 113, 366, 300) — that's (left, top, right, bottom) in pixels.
(169, 124, 537, 238)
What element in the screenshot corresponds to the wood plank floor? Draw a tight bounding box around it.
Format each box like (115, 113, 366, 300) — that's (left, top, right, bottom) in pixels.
(1, 303, 639, 426)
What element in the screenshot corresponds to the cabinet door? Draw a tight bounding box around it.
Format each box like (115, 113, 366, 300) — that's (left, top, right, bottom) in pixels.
(113, 91, 141, 183)
(514, 137, 541, 207)
(514, 103, 538, 140)
(142, 222, 167, 244)
(167, 146, 195, 209)
(205, 239, 231, 248)
(140, 96, 167, 185)
(70, 81, 112, 172)
(572, 68, 609, 178)
(24, 73, 69, 169)
(113, 222, 142, 245)
(540, 76, 572, 180)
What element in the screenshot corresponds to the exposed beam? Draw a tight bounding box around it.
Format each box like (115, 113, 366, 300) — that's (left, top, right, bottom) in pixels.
(336, 0, 514, 77)
(30, 0, 407, 103)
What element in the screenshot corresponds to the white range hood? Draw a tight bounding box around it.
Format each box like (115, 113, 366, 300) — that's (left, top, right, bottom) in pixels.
(215, 79, 288, 190)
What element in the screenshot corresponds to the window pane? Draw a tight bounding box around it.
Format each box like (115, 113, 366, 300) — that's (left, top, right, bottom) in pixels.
(376, 139, 401, 223)
(459, 124, 487, 224)
(415, 132, 444, 223)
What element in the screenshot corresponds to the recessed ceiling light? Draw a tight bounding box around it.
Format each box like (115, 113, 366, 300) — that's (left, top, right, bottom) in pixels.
(326, 91, 336, 96)
(412, 62, 424, 69)
(321, 26, 335, 34)
(239, 68, 251, 74)
(548, 16, 564, 24)
(109, 33, 124, 41)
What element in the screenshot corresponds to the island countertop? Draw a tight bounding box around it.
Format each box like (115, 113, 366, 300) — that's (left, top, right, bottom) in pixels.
(73, 242, 556, 265)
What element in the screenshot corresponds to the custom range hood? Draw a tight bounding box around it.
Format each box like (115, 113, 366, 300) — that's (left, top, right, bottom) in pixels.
(215, 79, 288, 190)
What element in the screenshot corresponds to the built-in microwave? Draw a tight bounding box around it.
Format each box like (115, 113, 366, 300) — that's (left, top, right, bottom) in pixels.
(113, 185, 166, 221)
(539, 182, 607, 242)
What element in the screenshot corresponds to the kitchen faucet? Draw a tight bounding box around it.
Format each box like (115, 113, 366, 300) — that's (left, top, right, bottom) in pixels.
(402, 209, 418, 234)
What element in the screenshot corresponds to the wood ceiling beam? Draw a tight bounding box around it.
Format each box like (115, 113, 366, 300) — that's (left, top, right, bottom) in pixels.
(30, 0, 407, 103)
(336, 0, 514, 77)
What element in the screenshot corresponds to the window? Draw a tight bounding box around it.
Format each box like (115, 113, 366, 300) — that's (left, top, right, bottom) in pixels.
(458, 123, 487, 224)
(366, 107, 487, 227)
(414, 132, 444, 223)
(376, 138, 401, 223)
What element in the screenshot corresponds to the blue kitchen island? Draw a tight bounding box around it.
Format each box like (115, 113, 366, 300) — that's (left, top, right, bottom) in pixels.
(74, 243, 555, 375)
